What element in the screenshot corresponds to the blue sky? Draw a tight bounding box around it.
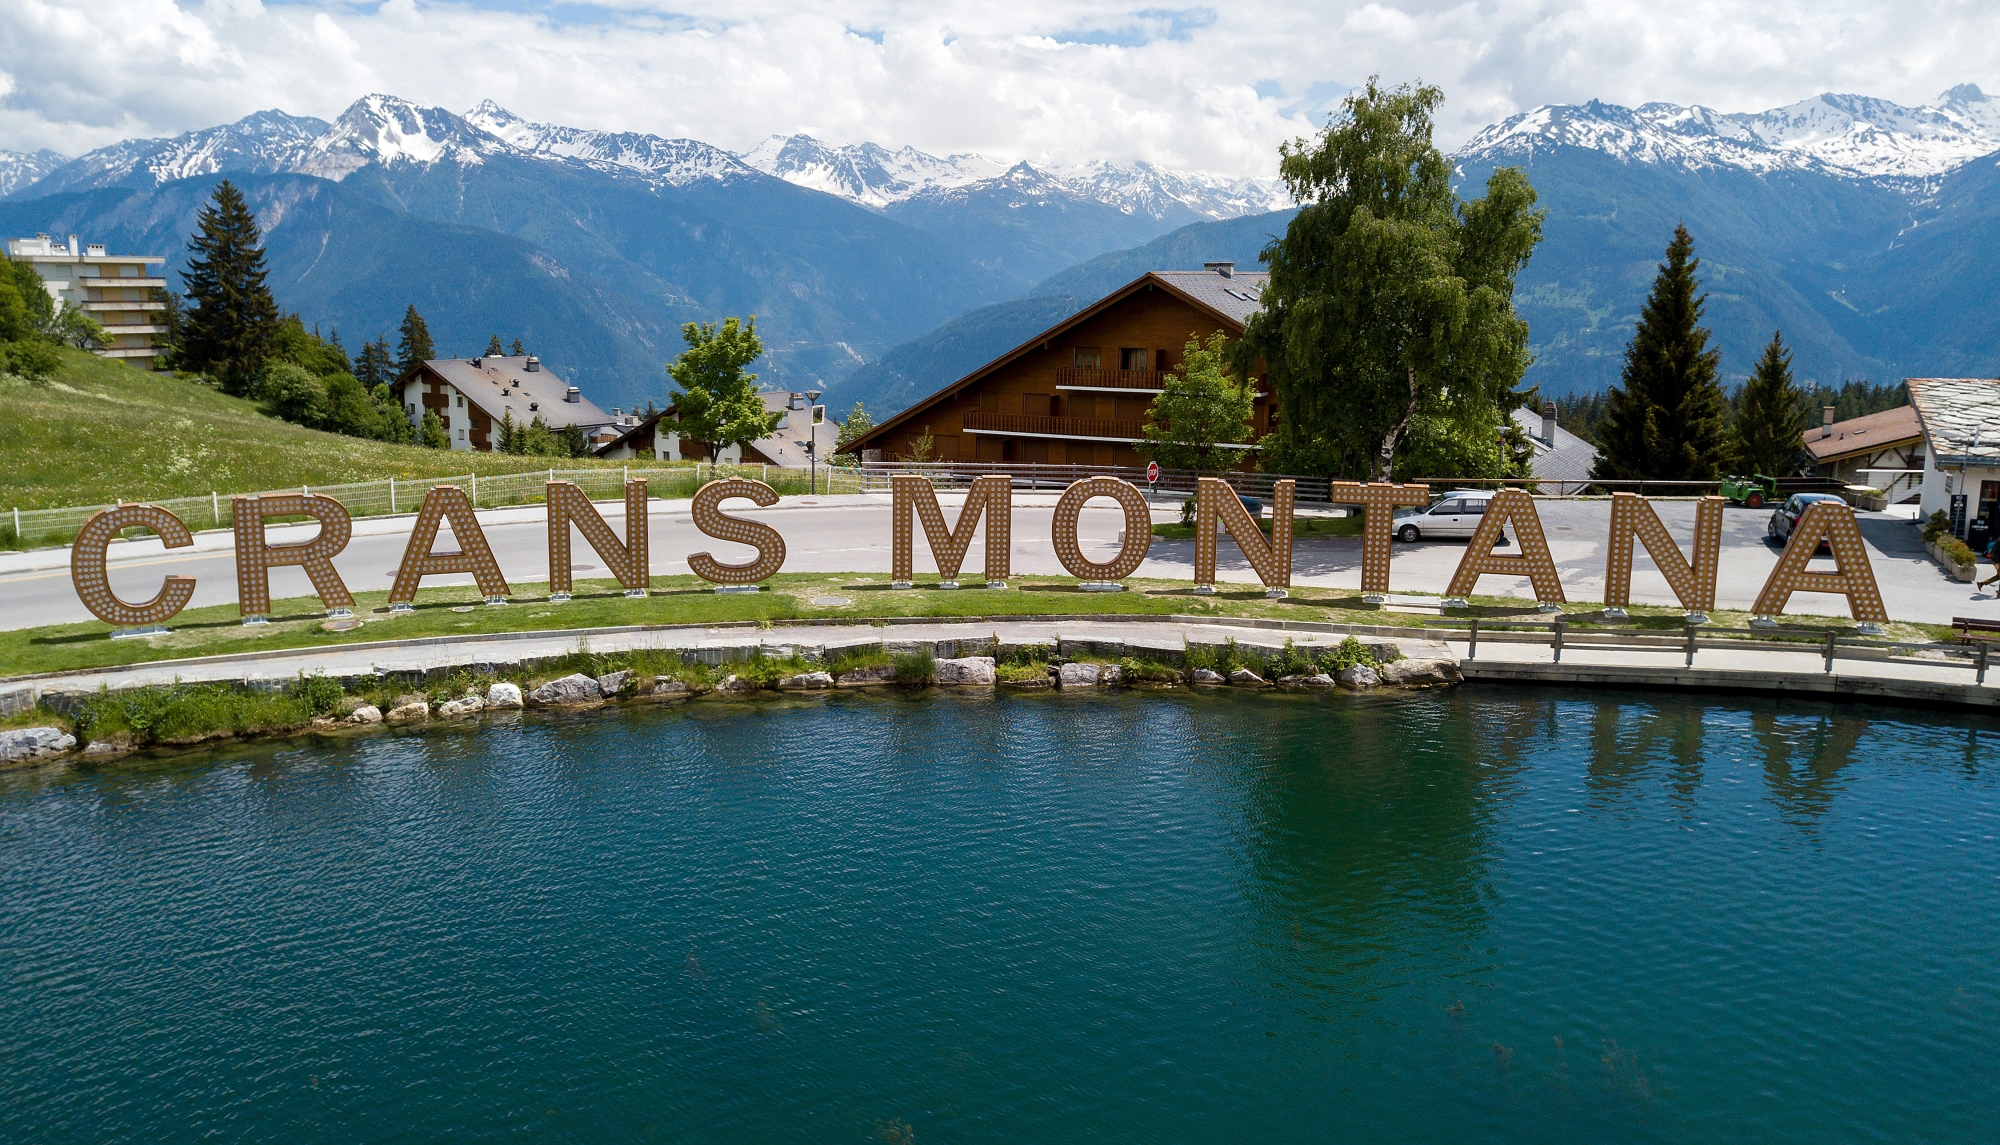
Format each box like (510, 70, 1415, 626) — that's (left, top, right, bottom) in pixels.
(2, 1, 1995, 173)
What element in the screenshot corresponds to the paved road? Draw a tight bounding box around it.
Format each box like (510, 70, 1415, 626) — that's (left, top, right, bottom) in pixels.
(1, 492, 1992, 630)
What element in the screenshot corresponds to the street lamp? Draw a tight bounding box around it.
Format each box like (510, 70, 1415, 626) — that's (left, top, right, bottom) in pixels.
(801, 391, 824, 493)
(795, 438, 817, 496)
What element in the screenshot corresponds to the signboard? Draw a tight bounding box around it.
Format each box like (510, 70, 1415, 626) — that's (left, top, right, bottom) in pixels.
(1146, 461, 1159, 488)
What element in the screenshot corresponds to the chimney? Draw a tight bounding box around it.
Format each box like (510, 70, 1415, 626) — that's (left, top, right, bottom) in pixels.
(67, 234, 78, 256)
(1204, 261, 1235, 278)
(1541, 400, 1557, 446)
(1821, 405, 1835, 438)
(525, 356, 540, 372)
(565, 386, 581, 404)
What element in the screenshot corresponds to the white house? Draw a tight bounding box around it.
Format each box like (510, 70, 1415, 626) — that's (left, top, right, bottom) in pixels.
(5, 233, 169, 370)
(594, 390, 835, 468)
(1908, 377, 2000, 539)
(392, 353, 619, 452)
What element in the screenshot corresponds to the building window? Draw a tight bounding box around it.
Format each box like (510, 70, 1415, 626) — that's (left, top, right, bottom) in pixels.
(456, 394, 464, 407)
(1119, 348, 1148, 371)
(1074, 347, 1100, 369)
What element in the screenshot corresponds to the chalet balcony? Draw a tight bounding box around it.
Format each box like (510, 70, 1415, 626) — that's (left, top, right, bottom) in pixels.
(962, 411, 1148, 442)
(1053, 367, 1166, 392)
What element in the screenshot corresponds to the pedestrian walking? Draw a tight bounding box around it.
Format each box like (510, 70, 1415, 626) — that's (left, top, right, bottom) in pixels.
(1983, 535, 2000, 591)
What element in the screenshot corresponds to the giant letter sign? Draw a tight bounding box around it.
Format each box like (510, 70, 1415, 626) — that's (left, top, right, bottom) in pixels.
(1327, 481, 1429, 598)
(1752, 500, 1888, 623)
(688, 478, 786, 585)
(71, 504, 197, 629)
(892, 474, 1012, 588)
(1051, 477, 1151, 584)
(232, 493, 355, 618)
(1195, 477, 1294, 595)
(388, 485, 510, 605)
(1447, 488, 1565, 604)
(547, 479, 650, 598)
(1603, 493, 1724, 616)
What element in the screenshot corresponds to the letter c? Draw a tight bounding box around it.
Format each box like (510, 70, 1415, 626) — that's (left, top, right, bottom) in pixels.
(71, 505, 198, 627)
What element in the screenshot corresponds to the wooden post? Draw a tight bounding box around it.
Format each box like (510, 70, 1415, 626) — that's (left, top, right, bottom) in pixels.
(1467, 618, 1479, 660)
(1552, 616, 1566, 663)
(1824, 630, 1837, 674)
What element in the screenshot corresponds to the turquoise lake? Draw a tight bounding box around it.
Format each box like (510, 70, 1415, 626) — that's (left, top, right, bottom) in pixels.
(2, 688, 1996, 1141)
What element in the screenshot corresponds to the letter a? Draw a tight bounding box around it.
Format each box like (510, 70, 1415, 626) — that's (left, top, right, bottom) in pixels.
(389, 485, 510, 605)
(1446, 489, 1565, 604)
(892, 474, 1012, 588)
(1603, 493, 1723, 616)
(547, 479, 650, 598)
(1327, 481, 1429, 598)
(1195, 477, 1294, 595)
(1752, 500, 1888, 623)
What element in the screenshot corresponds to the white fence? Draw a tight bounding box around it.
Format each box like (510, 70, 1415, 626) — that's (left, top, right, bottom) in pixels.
(4, 462, 869, 549)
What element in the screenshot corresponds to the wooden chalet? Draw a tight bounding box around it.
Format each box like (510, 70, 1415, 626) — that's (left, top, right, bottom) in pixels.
(840, 263, 1271, 467)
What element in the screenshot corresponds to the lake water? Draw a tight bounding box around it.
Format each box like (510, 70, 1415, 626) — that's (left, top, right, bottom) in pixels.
(3, 688, 1996, 1142)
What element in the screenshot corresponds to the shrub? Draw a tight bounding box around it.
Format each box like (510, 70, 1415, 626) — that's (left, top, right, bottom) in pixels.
(1180, 497, 1198, 526)
(1115, 657, 1183, 683)
(1922, 510, 1952, 543)
(892, 650, 935, 685)
(287, 674, 344, 716)
(0, 337, 62, 382)
(1937, 535, 1977, 567)
(1183, 638, 1249, 675)
(827, 647, 891, 676)
(75, 684, 312, 746)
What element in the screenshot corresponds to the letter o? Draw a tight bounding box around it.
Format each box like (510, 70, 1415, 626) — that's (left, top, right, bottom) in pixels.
(1051, 476, 1151, 581)
(71, 505, 198, 627)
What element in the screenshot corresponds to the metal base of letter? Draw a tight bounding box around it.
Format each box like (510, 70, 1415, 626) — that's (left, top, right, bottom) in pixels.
(1600, 606, 1629, 621)
(985, 581, 1008, 590)
(1683, 611, 1709, 626)
(1361, 593, 1387, 605)
(624, 588, 648, 599)
(326, 607, 354, 620)
(1441, 598, 1469, 610)
(1750, 615, 1779, 629)
(1855, 622, 1884, 636)
(1194, 585, 1217, 596)
(1538, 602, 1562, 613)
(484, 596, 508, 607)
(936, 580, 959, 590)
(891, 581, 913, 590)
(110, 624, 169, 639)
(389, 603, 414, 615)
(1079, 582, 1126, 592)
(1265, 588, 1289, 599)
(242, 615, 270, 626)
(715, 584, 761, 594)
(547, 591, 572, 603)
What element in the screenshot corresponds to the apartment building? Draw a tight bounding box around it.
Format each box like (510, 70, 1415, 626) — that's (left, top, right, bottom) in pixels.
(394, 352, 618, 452)
(5, 234, 170, 370)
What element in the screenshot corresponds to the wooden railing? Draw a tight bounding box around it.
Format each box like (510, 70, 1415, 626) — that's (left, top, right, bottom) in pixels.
(961, 411, 1148, 440)
(1054, 367, 1166, 389)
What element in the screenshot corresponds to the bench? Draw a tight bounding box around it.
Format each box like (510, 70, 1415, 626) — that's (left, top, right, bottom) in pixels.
(1950, 617, 2000, 644)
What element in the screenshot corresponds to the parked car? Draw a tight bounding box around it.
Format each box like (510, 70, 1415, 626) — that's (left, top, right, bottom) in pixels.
(1767, 492, 1847, 545)
(1393, 490, 1511, 543)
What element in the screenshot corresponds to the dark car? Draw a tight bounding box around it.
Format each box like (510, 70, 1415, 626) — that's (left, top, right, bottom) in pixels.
(1767, 492, 1847, 545)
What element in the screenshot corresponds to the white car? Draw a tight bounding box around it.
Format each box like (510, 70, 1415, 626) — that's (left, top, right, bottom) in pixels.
(1393, 490, 1510, 543)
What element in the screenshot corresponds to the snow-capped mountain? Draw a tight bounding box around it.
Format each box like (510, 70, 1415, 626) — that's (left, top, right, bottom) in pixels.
(1460, 84, 2000, 184)
(295, 94, 510, 181)
(464, 100, 753, 186)
(22, 110, 330, 197)
(740, 133, 1288, 221)
(740, 134, 1004, 207)
(0, 149, 67, 198)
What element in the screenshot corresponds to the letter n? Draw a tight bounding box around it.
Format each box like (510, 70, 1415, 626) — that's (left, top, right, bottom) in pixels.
(1195, 477, 1294, 593)
(547, 480, 650, 596)
(1603, 493, 1723, 614)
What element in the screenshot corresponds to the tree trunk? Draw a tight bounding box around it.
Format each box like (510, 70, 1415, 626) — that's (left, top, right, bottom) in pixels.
(1373, 367, 1422, 482)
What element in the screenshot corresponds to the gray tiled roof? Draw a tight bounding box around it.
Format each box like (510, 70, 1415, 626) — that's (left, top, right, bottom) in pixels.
(1510, 407, 1600, 482)
(1153, 270, 1270, 325)
(413, 355, 613, 430)
(1907, 377, 2000, 464)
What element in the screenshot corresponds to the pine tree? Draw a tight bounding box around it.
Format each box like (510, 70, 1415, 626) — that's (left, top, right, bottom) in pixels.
(395, 305, 434, 382)
(179, 180, 279, 394)
(418, 408, 450, 449)
(1731, 331, 1806, 476)
(485, 334, 504, 357)
(510, 337, 526, 356)
(355, 336, 395, 390)
(497, 409, 519, 454)
(1592, 225, 1730, 481)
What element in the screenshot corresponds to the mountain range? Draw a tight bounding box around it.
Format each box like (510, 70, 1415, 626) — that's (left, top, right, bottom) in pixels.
(2, 84, 1997, 418)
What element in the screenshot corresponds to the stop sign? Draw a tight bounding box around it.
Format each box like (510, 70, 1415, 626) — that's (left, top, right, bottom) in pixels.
(1146, 461, 1160, 484)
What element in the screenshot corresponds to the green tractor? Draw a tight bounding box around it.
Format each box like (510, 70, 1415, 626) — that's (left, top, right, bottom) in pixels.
(1719, 473, 1779, 509)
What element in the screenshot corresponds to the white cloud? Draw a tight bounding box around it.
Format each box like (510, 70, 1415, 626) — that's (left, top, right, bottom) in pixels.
(0, 0, 1995, 174)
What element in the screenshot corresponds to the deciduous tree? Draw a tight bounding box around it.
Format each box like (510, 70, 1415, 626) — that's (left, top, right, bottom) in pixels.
(179, 180, 279, 394)
(1238, 79, 1543, 480)
(1592, 226, 1730, 481)
(1139, 331, 1254, 473)
(835, 401, 874, 451)
(667, 317, 777, 456)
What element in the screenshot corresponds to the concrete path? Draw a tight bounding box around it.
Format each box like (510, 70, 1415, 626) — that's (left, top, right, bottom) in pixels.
(4, 492, 1992, 630)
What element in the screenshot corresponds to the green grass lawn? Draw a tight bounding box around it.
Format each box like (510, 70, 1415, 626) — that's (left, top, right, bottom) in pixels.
(0, 349, 636, 512)
(0, 572, 1944, 680)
